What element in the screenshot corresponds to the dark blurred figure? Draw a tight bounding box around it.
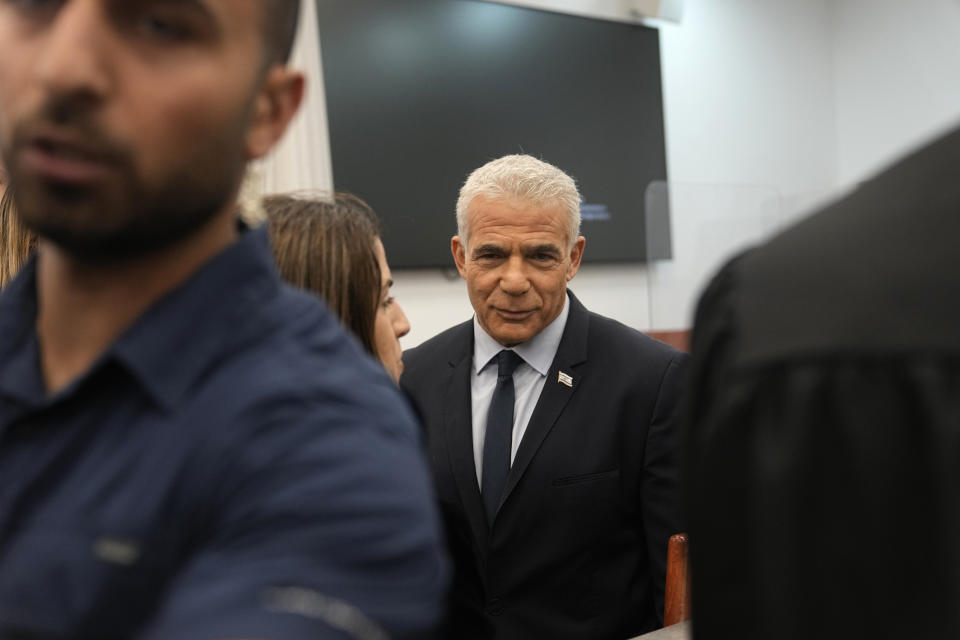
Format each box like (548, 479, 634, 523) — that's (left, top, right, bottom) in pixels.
(0, 1, 446, 638)
(685, 126, 960, 639)
(265, 192, 411, 383)
(0, 162, 36, 289)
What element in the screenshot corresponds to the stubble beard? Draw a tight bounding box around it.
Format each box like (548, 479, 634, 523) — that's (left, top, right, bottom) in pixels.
(2, 115, 249, 266)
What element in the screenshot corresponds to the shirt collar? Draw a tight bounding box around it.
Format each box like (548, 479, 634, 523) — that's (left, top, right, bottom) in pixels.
(473, 292, 570, 376)
(0, 255, 44, 405)
(0, 226, 283, 412)
(110, 226, 282, 411)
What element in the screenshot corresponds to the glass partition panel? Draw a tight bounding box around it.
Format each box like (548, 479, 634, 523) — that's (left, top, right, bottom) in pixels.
(643, 181, 788, 336)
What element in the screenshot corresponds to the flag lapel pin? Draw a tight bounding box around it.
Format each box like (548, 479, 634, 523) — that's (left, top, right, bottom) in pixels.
(558, 371, 574, 388)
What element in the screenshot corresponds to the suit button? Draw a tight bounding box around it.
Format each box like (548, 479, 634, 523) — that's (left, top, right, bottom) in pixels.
(485, 598, 504, 616)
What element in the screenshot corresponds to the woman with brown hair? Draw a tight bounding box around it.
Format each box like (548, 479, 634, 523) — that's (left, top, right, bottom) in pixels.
(0, 166, 37, 289)
(264, 192, 411, 382)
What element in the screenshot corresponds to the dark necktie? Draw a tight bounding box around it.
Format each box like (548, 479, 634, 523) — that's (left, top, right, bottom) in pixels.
(481, 349, 523, 525)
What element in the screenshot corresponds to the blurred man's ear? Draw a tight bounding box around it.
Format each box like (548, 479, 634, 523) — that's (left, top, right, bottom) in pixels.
(451, 236, 468, 280)
(244, 67, 305, 160)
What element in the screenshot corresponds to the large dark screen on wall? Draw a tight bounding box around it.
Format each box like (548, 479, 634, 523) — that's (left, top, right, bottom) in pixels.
(316, 0, 667, 268)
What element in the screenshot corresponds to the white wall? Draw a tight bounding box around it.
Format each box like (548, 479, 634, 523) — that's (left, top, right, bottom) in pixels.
(661, 2, 838, 198)
(646, 0, 838, 330)
(833, 0, 960, 186)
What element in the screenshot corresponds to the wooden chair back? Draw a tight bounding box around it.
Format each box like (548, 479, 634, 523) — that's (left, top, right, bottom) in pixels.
(664, 532, 691, 627)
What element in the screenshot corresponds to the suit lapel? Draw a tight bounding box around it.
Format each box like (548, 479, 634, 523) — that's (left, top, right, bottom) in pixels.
(499, 292, 590, 511)
(442, 327, 490, 550)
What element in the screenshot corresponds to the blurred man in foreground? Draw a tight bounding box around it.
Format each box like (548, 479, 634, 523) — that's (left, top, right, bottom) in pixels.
(0, 1, 447, 638)
(402, 154, 687, 639)
(685, 126, 960, 639)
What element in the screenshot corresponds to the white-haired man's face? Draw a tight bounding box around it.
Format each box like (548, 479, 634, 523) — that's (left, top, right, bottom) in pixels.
(452, 195, 585, 347)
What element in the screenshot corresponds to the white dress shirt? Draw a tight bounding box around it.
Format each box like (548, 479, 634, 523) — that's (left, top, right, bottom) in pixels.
(471, 293, 570, 485)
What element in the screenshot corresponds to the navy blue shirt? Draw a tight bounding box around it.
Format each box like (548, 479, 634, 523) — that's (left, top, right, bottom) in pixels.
(0, 228, 448, 640)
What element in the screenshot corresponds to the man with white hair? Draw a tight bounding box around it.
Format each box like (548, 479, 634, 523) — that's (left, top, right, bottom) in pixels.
(402, 154, 687, 639)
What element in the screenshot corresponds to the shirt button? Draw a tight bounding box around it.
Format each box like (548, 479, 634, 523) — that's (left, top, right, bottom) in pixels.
(486, 597, 504, 616)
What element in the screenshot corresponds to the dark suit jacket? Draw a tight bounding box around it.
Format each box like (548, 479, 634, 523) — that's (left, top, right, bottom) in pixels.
(401, 291, 687, 640)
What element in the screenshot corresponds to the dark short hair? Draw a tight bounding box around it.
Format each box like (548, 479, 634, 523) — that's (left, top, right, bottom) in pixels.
(264, 0, 301, 65)
(265, 193, 383, 357)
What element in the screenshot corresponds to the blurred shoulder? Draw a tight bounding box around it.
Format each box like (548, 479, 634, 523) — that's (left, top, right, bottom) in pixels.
(201, 283, 419, 446)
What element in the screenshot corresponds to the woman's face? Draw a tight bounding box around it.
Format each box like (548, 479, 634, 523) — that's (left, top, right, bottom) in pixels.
(373, 237, 410, 383)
